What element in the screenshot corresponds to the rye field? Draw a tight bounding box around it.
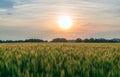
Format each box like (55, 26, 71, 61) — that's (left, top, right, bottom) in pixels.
(0, 43, 120, 77)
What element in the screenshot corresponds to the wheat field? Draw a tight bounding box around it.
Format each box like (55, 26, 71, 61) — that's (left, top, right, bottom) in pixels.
(0, 43, 120, 77)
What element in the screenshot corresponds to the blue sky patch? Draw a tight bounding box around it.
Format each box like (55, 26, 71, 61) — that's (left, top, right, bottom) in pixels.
(0, 0, 13, 8)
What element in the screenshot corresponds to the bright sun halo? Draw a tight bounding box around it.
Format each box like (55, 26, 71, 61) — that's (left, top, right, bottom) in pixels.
(58, 15, 73, 29)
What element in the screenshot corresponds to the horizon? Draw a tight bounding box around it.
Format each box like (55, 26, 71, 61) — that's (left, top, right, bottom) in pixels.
(0, 37, 120, 42)
(0, 0, 120, 40)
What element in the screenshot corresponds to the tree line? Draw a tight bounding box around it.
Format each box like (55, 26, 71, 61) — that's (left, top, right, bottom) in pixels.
(0, 38, 120, 43)
(0, 39, 47, 43)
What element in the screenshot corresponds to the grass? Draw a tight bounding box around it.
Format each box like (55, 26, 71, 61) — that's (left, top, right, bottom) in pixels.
(0, 43, 120, 77)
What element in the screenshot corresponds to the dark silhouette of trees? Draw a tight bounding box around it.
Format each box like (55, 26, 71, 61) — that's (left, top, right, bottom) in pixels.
(0, 39, 47, 43)
(0, 38, 120, 43)
(83, 38, 120, 43)
(25, 39, 45, 42)
(51, 38, 67, 42)
(84, 38, 89, 42)
(75, 38, 82, 42)
(6, 40, 14, 43)
(0, 40, 3, 43)
(83, 38, 107, 43)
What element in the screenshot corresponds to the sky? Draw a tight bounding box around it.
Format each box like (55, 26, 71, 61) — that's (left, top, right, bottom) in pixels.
(0, 0, 120, 40)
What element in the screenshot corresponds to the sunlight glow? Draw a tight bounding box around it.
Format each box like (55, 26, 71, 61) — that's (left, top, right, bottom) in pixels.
(58, 15, 73, 29)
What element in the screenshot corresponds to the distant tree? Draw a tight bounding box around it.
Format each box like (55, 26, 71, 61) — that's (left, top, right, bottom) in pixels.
(5, 40, 14, 43)
(68, 40, 76, 42)
(75, 38, 82, 42)
(0, 40, 3, 43)
(0, 38, 120, 43)
(25, 39, 45, 42)
(94, 38, 108, 43)
(51, 38, 67, 42)
(84, 38, 89, 42)
(110, 38, 120, 43)
(15, 40, 24, 43)
(89, 38, 95, 42)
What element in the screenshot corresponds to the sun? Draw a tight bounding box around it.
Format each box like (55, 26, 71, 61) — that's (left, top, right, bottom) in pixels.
(58, 15, 73, 29)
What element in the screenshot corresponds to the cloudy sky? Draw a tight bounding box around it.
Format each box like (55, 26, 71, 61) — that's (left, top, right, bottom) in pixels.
(0, 0, 120, 40)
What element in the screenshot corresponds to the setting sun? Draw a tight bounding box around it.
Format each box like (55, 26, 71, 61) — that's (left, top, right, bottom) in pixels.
(58, 15, 73, 29)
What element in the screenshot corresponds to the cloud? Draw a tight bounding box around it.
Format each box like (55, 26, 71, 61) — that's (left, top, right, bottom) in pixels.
(91, 30, 120, 39)
(0, 8, 7, 12)
(0, 0, 120, 40)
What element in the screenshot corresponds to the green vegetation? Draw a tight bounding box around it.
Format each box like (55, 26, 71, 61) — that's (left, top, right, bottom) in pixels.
(0, 43, 120, 77)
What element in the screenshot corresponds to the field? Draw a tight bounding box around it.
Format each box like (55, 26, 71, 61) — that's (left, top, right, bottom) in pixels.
(0, 43, 120, 77)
